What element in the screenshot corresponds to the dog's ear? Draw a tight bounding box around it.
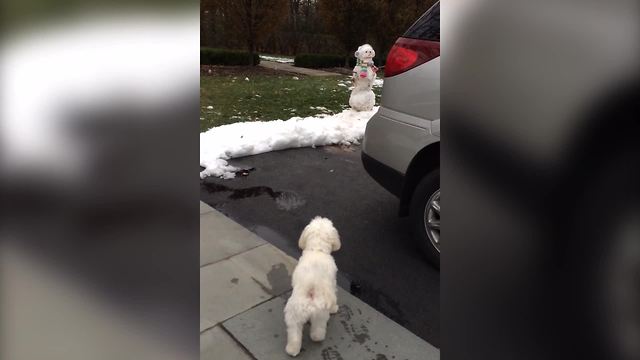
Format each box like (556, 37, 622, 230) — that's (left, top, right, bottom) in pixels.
(298, 227, 309, 250)
(355, 45, 363, 59)
(331, 229, 341, 252)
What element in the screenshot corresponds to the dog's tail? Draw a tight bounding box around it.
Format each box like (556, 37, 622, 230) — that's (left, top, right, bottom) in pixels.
(302, 283, 336, 311)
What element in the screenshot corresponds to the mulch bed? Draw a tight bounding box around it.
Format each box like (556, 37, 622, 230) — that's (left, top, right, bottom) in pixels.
(325, 67, 353, 75)
(201, 65, 351, 77)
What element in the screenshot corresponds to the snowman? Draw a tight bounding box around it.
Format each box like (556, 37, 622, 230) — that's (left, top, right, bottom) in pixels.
(349, 44, 378, 111)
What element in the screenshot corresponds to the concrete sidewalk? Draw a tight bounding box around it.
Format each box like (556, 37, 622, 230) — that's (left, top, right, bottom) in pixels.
(200, 202, 439, 360)
(259, 60, 341, 77)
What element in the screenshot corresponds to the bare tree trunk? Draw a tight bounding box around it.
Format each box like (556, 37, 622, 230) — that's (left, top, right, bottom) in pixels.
(248, 38, 256, 65)
(344, 0, 353, 68)
(291, 5, 298, 54)
(244, 0, 257, 65)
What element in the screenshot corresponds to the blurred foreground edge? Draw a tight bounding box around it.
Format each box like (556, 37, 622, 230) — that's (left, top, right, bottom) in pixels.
(443, 1, 639, 360)
(1, 8, 200, 360)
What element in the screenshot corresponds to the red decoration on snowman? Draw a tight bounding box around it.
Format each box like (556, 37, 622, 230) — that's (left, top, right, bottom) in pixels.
(358, 60, 378, 78)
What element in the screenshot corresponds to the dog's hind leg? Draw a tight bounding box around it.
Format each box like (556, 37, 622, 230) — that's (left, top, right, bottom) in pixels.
(285, 316, 304, 356)
(330, 302, 339, 314)
(329, 288, 339, 314)
(310, 310, 330, 342)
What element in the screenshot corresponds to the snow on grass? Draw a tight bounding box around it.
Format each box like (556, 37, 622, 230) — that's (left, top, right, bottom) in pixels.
(259, 55, 295, 64)
(200, 107, 379, 179)
(309, 106, 330, 112)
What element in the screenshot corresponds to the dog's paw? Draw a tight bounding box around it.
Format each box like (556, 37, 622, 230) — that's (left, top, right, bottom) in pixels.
(330, 304, 339, 314)
(310, 330, 326, 342)
(285, 343, 300, 357)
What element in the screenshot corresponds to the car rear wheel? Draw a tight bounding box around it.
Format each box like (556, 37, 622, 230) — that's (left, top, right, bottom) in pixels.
(410, 168, 440, 269)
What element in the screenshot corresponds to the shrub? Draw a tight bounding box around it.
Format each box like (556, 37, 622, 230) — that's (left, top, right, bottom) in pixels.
(294, 54, 386, 69)
(200, 48, 260, 66)
(294, 54, 345, 68)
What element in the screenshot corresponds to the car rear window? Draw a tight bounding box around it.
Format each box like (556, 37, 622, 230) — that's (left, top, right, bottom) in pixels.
(404, 2, 440, 41)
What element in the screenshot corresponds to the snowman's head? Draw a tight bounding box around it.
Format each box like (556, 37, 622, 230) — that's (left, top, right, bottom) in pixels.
(355, 44, 375, 61)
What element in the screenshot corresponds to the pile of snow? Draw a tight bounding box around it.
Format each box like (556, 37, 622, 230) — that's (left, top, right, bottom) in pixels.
(259, 55, 295, 64)
(200, 107, 379, 179)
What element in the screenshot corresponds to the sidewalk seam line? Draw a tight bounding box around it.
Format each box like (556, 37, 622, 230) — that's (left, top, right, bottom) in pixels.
(200, 290, 289, 335)
(199, 243, 268, 269)
(220, 324, 259, 360)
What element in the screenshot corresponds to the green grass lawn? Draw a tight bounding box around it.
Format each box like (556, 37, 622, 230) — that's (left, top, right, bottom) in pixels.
(200, 71, 383, 132)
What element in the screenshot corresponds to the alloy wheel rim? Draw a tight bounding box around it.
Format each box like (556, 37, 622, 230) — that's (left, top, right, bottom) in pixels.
(424, 189, 440, 253)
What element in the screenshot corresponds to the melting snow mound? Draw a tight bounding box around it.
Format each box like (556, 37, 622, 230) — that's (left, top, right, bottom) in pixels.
(259, 55, 295, 64)
(200, 106, 379, 179)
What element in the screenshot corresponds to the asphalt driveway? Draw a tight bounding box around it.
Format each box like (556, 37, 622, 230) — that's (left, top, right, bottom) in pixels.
(200, 144, 440, 347)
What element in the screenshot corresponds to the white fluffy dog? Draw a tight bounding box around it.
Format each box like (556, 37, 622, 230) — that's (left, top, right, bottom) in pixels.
(349, 44, 378, 111)
(284, 217, 341, 356)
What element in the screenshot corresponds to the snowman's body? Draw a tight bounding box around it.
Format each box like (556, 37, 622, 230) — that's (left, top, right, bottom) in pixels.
(349, 44, 378, 111)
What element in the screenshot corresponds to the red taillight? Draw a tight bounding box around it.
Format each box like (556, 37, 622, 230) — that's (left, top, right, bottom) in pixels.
(385, 37, 440, 77)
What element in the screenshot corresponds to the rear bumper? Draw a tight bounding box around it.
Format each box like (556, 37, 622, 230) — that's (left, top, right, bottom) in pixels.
(361, 151, 404, 198)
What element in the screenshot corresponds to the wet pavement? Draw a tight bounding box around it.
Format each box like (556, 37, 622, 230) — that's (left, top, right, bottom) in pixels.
(223, 288, 438, 360)
(200, 144, 440, 347)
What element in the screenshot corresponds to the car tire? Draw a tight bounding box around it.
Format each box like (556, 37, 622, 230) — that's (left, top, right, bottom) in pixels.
(410, 168, 440, 269)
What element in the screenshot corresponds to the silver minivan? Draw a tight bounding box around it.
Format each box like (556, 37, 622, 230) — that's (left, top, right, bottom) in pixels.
(362, 2, 440, 268)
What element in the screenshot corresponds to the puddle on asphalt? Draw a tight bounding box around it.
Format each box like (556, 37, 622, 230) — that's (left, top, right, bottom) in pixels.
(274, 191, 306, 211)
(234, 167, 255, 177)
(324, 144, 357, 153)
(201, 181, 306, 211)
(341, 275, 408, 330)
